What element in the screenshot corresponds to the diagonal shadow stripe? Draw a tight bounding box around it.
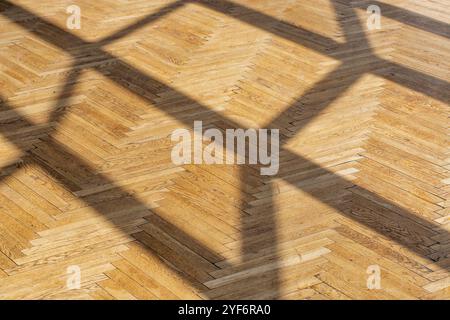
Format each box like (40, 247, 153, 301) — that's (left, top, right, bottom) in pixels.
(194, 0, 342, 53)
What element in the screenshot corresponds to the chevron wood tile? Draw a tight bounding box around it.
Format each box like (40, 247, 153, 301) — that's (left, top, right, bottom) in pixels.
(0, 0, 448, 299)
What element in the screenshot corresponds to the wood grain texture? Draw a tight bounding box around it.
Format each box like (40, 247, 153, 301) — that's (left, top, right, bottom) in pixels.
(0, 0, 448, 299)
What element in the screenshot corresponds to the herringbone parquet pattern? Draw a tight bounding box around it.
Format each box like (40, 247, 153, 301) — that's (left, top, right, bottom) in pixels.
(0, 0, 449, 299)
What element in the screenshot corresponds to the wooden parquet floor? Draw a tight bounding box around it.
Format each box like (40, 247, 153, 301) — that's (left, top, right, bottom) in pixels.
(0, 0, 449, 299)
